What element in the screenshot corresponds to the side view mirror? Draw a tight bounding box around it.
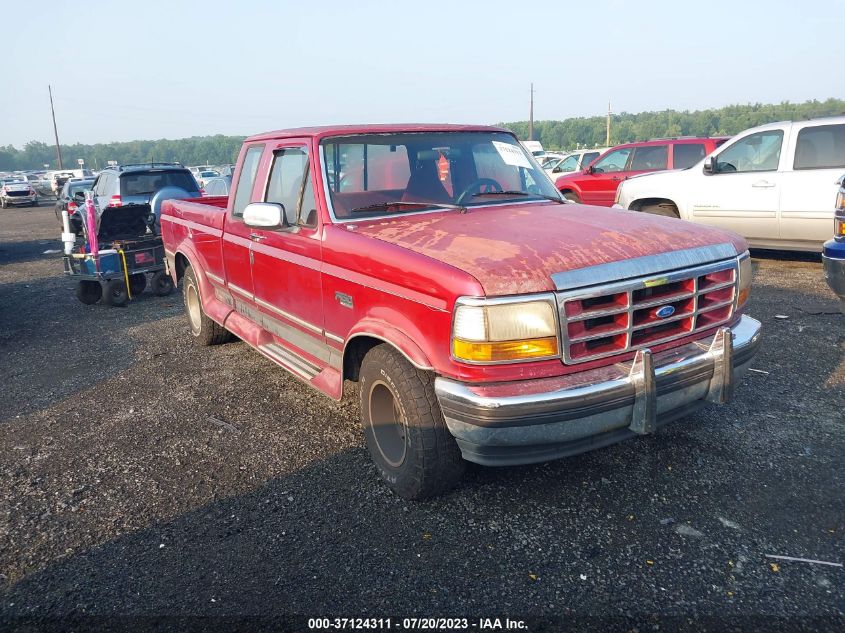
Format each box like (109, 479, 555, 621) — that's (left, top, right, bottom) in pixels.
(243, 202, 286, 228)
(586, 165, 596, 174)
(703, 156, 716, 174)
(552, 166, 562, 173)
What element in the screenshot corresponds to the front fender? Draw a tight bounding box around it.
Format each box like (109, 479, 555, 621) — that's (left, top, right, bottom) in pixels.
(345, 316, 437, 371)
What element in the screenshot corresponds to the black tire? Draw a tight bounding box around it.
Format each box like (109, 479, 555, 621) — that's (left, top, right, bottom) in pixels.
(640, 203, 680, 218)
(75, 280, 102, 305)
(562, 191, 581, 203)
(182, 265, 231, 345)
(101, 279, 129, 307)
(129, 273, 147, 296)
(150, 270, 174, 296)
(359, 344, 465, 499)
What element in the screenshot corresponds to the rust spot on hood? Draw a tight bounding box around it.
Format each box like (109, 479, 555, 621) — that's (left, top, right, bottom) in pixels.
(354, 204, 747, 296)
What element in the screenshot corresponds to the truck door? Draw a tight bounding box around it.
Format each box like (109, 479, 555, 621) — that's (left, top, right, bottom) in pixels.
(689, 129, 784, 244)
(778, 122, 845, 248)
(222, 143, 264, 308)
(248, 141, 330, 371)
(579, 146, 633, 206)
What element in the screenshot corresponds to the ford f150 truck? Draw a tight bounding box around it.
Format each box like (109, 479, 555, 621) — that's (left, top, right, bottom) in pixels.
(161, 124, 762, 499)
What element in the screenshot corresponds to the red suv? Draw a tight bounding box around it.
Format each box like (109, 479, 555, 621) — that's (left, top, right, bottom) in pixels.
(554, 137, 728, 206)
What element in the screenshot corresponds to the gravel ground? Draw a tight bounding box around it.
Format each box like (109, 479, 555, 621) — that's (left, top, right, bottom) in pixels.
(0, 205, 843, 631)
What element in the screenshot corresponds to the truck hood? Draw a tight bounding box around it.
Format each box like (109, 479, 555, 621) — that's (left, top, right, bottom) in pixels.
(353, 202, 746, 296)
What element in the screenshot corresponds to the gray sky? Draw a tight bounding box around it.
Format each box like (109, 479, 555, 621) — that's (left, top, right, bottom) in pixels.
(1, 0, 840, 147)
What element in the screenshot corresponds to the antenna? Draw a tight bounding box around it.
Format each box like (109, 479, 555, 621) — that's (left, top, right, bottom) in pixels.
(529, 83, 535, 141)
(606, 100, 612, 147)
(49, 85, 64, 169)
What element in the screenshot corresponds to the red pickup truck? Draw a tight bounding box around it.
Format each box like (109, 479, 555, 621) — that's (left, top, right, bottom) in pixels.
(161, 124, 761, 499)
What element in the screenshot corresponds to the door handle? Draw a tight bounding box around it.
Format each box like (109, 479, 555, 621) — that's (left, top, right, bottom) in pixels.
(249, 232, 266, 242)
(752, 180, 775, 188)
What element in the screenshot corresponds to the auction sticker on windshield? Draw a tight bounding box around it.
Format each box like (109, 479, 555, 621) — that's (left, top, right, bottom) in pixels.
(492, 141, 531, 168)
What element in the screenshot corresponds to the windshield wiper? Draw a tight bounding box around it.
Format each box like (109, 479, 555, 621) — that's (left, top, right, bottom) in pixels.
(471, 190, 566, 204)
(350, 201, 465, 213)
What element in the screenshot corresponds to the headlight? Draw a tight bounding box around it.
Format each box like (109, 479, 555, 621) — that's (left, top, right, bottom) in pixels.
(452, 295, 559, 363)
(836, 189, 845, 211)
(736, 251, 751, 309)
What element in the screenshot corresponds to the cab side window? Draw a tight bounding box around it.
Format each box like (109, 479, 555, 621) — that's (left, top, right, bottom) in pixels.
(715, 131, 783, 173)
(265, 147, 317, 227)
(232, 144, 265, 217)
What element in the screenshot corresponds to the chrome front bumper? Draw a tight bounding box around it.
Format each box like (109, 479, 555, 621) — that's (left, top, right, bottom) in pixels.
(434, 315, 762, 466)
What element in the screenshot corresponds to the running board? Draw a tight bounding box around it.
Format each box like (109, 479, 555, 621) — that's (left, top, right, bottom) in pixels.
(258, 343, 321, 381)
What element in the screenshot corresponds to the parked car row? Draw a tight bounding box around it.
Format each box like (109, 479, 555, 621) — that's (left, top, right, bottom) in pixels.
(546, 116, 845, 253)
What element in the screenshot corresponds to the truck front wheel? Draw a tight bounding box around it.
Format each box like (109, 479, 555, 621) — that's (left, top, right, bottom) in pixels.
(359, 344, 465, 499)
(182, 265, 231, 345)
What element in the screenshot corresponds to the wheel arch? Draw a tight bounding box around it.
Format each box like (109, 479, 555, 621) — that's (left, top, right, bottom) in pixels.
(342, 329, 434, 383)
(628, 196, 680, 213)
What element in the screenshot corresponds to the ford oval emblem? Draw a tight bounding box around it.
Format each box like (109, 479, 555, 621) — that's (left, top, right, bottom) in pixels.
(655, 305, 676, 319)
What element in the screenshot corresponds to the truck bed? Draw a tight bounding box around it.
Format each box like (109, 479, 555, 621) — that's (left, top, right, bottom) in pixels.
(161, 196, 228, 232)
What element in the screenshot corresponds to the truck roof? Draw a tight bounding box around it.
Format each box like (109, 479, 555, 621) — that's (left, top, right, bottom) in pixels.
(246, 123, 511, 143)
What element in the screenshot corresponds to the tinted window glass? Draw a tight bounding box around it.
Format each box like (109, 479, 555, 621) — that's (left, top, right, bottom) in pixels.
(630, 145, 668, 171)
(673, 143, 706, 169)
(68, 182, 92, 196)
(266, 147, 309, 225)
(716, 131, 783, 173)
(593, 148, 632, 173)
(793, 124, 845, 170)
(119, 170, 198, 196)
(232, 145, 264, 217)
(581, 152, 599, 167)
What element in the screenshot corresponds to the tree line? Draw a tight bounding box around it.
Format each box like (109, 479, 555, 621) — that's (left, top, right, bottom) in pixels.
(2, 98, 844, 170)
(0, 135, 245, 172)
(500, 98, 845, 151)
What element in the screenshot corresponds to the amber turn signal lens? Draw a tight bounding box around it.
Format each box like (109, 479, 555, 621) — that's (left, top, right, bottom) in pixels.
(835, 218, 845, 238)
(453, 336, 559, 362)
(736, 286, 751, 308)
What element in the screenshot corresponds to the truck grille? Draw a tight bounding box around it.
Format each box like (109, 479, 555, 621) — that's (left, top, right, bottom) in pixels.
(558, 259, 738, 364)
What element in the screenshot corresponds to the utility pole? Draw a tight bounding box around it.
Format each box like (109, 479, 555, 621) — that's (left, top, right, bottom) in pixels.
(49, 85, 63, 169)
(606, 100, 612, 147)
(529, 83, 535, 141)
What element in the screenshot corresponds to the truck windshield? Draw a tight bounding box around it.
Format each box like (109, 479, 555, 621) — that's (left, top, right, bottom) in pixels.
(321, 132, 561, 219)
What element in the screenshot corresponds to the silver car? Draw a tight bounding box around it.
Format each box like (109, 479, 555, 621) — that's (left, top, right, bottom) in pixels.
(0, 178, 38, 208)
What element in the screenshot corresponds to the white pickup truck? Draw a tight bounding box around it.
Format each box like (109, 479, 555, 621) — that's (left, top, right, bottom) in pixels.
(614, 116, 845, 252)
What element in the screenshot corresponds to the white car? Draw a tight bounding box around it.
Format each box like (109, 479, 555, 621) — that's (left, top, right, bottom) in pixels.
(544, 148, 606, 178)
(614, 117, 845, 251)
(0, 179, 39, 208)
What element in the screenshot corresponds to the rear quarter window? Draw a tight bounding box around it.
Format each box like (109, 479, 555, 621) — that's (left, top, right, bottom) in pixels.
(793, 124, 845, 170)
